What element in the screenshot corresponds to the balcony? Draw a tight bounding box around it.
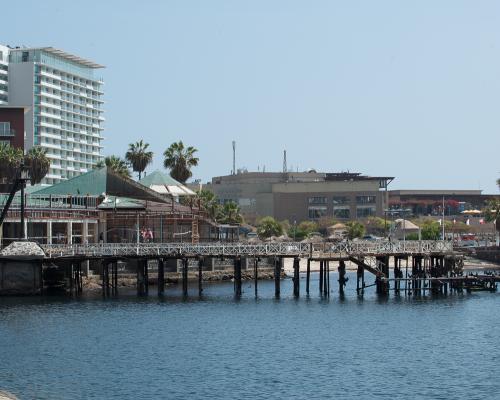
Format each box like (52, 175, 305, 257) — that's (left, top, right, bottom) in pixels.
(0, 128, 16, 137)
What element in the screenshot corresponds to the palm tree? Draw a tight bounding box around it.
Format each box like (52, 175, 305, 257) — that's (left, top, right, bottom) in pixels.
(97, 156, 131, 178)
(197, 189, 221, 221)
(125, 140, 153, 180)
(163, 141, 199, 183)
(220, 201, 243, 225)
(0, 143, 23, 183)
(24, 147, 50, 185)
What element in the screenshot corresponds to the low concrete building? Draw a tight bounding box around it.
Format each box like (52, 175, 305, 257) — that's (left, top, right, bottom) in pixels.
(205, 171, 394, 223)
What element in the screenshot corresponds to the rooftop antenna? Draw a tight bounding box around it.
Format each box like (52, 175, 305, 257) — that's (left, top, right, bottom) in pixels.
(232, 140, 236, 175)
(283, 149, 287, 173)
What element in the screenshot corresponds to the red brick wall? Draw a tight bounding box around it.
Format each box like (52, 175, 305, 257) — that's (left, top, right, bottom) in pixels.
(0, 108, 24, 149)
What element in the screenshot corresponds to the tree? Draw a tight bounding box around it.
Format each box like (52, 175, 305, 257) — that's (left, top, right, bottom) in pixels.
(345, 221, 365, 240)
(289, 220, 318, 240)
(257, 216, 283, 239)
(125, 140, 153, 180)
(484, 199, 500, 233)
(0, 143, 23, 182)
(220, 201, 243, 225)
(197, 189, 221, 221)
(366, 216, 388, 235)
(163, 141, 199, 183)
(25, 146, 50, 185)
(420, 220, 441, 240)
(97, 156, 131, 178)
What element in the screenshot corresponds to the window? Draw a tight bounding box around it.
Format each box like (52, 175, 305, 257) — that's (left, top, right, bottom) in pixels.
(0, 122, 13, 136)
(332, 196, 349, 205)
(333, 207, 350, 219)
(22, 51, 29, 62)
(356, 206, 376, 218)
(356, 195, 376, 204)
(308, 197, 327, 205)
(308, 206, 327, 219)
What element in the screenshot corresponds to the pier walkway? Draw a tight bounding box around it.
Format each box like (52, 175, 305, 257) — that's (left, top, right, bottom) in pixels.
(40, 240, 453, 259)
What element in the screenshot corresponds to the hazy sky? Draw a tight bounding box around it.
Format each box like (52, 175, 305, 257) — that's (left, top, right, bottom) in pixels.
(3, 1, 500, 192)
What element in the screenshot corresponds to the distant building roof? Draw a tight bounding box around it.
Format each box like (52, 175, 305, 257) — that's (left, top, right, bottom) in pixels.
(9, 46, 104, 68)
(139, 170, 196, 196)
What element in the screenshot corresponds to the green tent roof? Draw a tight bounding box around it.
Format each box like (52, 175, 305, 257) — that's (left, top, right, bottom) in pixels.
(33, 167, 170, 203)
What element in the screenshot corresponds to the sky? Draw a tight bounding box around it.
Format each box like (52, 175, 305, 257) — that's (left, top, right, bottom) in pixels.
(2, 0, 500, 193)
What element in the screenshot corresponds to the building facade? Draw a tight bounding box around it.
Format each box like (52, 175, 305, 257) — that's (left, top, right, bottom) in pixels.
(0, 45, 105, 185)
(207, 171, 393, 223)
(0, 45, 8, 105)
(0, 106, 25, 149)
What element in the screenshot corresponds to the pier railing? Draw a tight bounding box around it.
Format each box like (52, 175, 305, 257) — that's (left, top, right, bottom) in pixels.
(40, 240, 454, 259)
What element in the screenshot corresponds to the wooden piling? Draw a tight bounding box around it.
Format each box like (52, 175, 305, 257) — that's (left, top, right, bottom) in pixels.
(182, 258, 188, 296)
(324, 261, 330, 296)
(234, 257, 242, 297)
(274, 257, 281, 298)
(319, 260, 324, 295)
(338, 260, 347, 296)
(306, 258, 311, 295)
(158, 259, 165, 296)
(198, 258, 203, 296)
(254, 257, 258, 296)
(293, 257, 300, 297)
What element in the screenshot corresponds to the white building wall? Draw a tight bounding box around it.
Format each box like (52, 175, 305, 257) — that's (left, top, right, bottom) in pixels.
(0, 45, 9, 104)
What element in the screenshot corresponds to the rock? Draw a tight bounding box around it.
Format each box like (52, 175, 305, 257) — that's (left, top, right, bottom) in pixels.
(0, 241, 45, 257)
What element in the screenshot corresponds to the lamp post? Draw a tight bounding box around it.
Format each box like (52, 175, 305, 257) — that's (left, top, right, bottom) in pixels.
(19, 162, 30, 240)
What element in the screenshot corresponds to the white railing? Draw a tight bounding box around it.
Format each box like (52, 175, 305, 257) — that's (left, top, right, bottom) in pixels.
(40, 240, 454, 259)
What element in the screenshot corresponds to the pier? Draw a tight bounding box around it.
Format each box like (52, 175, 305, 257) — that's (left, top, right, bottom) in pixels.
(25, 240, 497, 297)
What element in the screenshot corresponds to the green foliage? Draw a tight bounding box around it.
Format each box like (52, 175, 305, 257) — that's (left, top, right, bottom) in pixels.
(345, 221, 365, 239)
(289, 221, 318, 240)
(0, 143, 23, 182)
(366, 216, 388, 235)
(420, 220, 441, 240)
(197, 189, 222, 221)
(97, 156, 131, 178)
(219, 201, 243, 225)
(0, 144, 50, 185)
(25, 147, 50, 185)
(125, 140, 153, 180)
(406, 233, 419, 240)
(484, 199, 500, 232)
(163, 141, 199, 183)
(257, 216, 283, 239)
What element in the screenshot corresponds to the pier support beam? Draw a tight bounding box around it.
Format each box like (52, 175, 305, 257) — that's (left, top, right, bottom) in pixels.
(182, 258, 188, 296)
(234, 257, 242, 297)
(356, 263, 364, 295)
(319, 260, 324, 295)
(274, 257, 281, 298)
(198, 258, 203, 296)
(158, 259, 165, 296)
(306, 258, 311, 295)
(254, 258, 258, 297)
(338, 260, 347, 296)
(137, 259, 148, 296)
(293, 257, 300, 297)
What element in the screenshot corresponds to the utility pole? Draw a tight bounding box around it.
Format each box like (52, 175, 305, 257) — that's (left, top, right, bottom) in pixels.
(283, 149, 287, 173)
(232, 141, 236, 175)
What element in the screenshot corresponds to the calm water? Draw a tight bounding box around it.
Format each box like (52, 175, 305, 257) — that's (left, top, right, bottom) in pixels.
(1, 272, 500, 399)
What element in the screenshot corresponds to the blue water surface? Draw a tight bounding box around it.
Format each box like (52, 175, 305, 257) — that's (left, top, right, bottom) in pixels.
(0, 272, 499, 399)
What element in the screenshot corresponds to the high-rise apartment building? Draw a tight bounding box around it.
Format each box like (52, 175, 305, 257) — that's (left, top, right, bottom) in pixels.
(1, 45, 105, 184)
(0, 45, 8, 104)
